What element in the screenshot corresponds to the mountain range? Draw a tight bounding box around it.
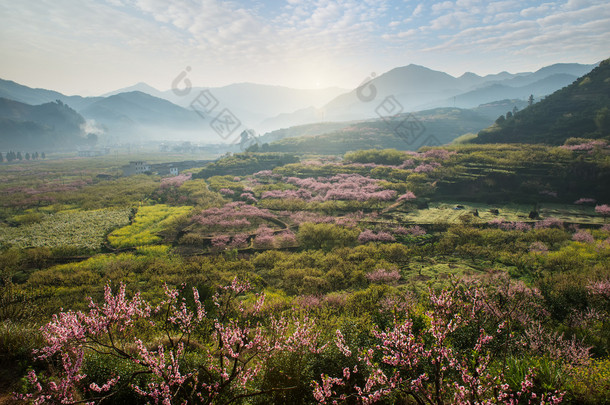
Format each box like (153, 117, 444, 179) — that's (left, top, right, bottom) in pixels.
(273, 63, 596, 127)
(0, 61, 598, 150)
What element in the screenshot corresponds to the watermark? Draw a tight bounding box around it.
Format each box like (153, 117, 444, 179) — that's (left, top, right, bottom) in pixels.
(356, 72, 435, 150)
(171, 67, 261, 151)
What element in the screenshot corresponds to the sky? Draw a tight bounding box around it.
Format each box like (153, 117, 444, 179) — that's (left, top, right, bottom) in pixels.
(0, 0, 608, 96)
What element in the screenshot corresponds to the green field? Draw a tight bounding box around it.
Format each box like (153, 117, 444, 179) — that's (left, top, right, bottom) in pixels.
(394, 201, 603, 225)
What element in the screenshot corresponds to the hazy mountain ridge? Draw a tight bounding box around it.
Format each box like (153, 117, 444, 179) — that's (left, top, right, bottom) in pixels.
(260, 106, 500, 155)
(0, 78, 101, 111)
(0, 98, 87, 149)
(0, 78, 348, 145)
(261, 62, 597, 128)
(0, 61, 599, 149)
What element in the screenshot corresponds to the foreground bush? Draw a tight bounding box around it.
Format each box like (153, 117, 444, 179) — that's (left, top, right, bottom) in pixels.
(17, 274, 601, 404)
(17, 279, 324, 404)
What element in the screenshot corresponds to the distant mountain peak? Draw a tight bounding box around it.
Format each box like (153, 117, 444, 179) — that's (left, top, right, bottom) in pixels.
(101, 82, 162, 98)
(459, 72, 482, 79)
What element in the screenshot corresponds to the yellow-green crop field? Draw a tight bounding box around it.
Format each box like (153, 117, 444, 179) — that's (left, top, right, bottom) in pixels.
(108, 204, 193, 248)
(0, 208, 131, 251)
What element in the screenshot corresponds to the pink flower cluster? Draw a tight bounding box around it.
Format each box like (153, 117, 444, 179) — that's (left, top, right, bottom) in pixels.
(313, 280, 567, 405)
(358, 229, 396, 243)
(253, 225, 276, 249)
(574, 198, 596, 205)
(261, 189, 313, 200)
(561, 140, 608, 151)
(253, 170, 274, 177)
(422, 148, 455, 160)
(572, 231, 594, 243)
(252, 225, 297, 249)
(595, 204, 610, 217)
(284, 174, 397, 202)
(193, 202, 277, 230)
(529, 241, 549, 253)
(366, 268, 401, 284)
(240, 192, 257, 202)
(535, 217, 564, 229)
(413, 162, 441, 173)
(587, 279, 610, 301)
(397, 191, 416, 201)
(211, 233, 251, 250)
(395, 225, 427, 236)
(20, 280, 325, 404)
(160, 173, 192, 189)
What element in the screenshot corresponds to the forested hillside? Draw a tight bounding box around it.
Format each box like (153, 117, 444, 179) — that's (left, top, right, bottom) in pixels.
(475, 58, 610, 144)
(0, 98, 87, 149)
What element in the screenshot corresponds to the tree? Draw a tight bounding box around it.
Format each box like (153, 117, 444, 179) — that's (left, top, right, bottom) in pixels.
(595, 204, 610, 221)
(18, 279, 324, 404)
(16, 152, 22, 160)
(313, 277, 576, 404)
(87, 133, 98, 146)
(506, 111, 513, 119)
(512, 106, 519, 115)
(0, 152, 3, 163)
(41, 152, 46, 159)
(528, 94, 534, 106)
(594, 107, 610, 135)
(25, 152, 30, 160)
(495, 115, 506, 125)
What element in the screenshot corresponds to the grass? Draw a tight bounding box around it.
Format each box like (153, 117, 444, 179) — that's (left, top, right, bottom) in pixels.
(394, 201, 605, 225)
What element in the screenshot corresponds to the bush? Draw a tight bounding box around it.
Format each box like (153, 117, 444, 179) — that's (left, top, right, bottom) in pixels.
(297, 223, 359, 251)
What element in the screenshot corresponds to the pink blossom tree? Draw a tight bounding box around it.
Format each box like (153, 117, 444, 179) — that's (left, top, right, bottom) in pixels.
(595, 204, 610, 221)
(574, 198, 596, 205)
(572, 231, 595, 243)
(358, 229, 396, 243)
(312, 278, 567, 405)
(397, 191, 416, 202)
(365, 268, 401, 284)
(18, 279, 324, 404)
(253, 225, 276, 249)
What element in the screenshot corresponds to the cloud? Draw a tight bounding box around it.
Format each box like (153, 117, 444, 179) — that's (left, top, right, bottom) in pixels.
(431, 1, 454, 14)
(413, 3, 424, 17)
(0, 0, 608, 93)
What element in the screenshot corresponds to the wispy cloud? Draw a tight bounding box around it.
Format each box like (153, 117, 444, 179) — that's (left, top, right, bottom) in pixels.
(0, 0, 607, 94)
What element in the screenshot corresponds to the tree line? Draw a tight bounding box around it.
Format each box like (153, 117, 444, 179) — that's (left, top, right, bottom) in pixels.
(0, 151, 46, 162)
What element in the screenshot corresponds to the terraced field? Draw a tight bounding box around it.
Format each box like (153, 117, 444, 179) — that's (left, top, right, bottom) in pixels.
(392, 201, 603, 225)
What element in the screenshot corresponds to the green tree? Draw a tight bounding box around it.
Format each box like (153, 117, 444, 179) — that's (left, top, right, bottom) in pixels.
(595, 107, 610, 135)
(86, 133, 98, 147)
(528, 94, 534, 106)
